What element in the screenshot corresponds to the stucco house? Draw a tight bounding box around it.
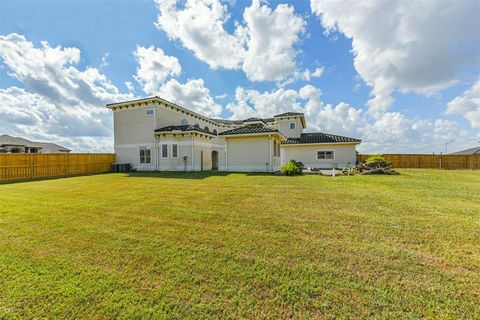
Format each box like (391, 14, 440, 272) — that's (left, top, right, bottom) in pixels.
(107, 96, 361, 172)
(0, 135, 71, 154)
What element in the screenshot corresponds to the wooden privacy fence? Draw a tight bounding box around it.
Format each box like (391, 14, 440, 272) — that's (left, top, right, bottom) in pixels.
(357, 154, 480, 170)
(0, 153, 115, 182)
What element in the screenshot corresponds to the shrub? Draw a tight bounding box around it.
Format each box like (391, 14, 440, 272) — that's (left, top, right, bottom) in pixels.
(280, 161, 302, 176)
(365, 154, 387, 163)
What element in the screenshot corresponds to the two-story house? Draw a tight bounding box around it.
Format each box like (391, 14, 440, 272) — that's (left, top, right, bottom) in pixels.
(107, 96, 361, 172)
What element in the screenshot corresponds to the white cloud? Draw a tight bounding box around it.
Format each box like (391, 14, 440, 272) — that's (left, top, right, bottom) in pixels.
(226, 84, 364, 139)
(226, 84, 475, 153)
(133, 45, 181, 95)
(279, 66, 324, 87)
(311, 0, 480, 115)
(241, 0, 305, 81)
(154, 0, 306, 82)
(159, 78, 222, 118)
(446, 80, 480, 129)
(0, 33, 132, 151)
(154, 0, 245, 69)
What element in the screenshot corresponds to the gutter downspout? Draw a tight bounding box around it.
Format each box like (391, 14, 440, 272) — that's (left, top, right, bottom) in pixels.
(225, 138, 228, 172)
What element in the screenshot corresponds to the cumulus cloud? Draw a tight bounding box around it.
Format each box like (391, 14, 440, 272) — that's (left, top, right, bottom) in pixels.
(311, 0, 480, 115)
(0, 33, 133, 151)
(133, 45, 181, 95)
(131, 45, 222, 118)
(154, 0, 306, 82)
(226, 84, 365, 139)
(241, 0, 305, 81)
(154, 0, 245, 69)
(158, 78, 223, 118)
(446, 80, 480, 128)
(226, 84, 475, 153)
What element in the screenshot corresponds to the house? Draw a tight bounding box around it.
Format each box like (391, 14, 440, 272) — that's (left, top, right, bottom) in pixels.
(0, 135, 71, 154)
(107, 96, 361, 172)
(449, 146, 480, 155)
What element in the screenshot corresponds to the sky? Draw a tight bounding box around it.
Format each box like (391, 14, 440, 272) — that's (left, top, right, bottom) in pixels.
(0, 0, 479, 153)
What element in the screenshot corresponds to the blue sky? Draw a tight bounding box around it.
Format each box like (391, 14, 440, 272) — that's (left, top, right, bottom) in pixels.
(0, 0, 479, 153)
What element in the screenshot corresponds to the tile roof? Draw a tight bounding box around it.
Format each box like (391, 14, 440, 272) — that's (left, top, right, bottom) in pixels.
(154, 125, 217, 135)
(0, 134, 70, 152)
(242, 117, 266, 123)
(218, 125, 281, 136)
(449, 146, 480, 155)
(274, 112, 304, 117)
(282, 132, 361, 144)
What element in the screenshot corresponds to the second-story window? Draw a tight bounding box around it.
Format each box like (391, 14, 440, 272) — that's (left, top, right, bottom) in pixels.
(181, 118, 189, 125)
(146, 109, 154, 116)
(289, 122, 296, 130)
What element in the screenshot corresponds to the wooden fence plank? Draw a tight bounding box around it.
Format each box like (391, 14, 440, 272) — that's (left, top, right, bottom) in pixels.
(357, 154, 480, 170)
(0, 153, 115, 182)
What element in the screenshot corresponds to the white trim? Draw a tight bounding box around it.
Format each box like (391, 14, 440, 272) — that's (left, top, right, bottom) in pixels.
(115, 140, 224, 149)
(281, 142, 360, 147)
(316, 149, 335, 160)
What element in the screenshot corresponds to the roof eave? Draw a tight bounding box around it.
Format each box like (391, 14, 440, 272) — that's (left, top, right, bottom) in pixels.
(282, 141, 361, 146)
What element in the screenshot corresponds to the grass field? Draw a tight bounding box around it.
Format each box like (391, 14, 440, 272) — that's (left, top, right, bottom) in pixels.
(0, 170, 479, 319)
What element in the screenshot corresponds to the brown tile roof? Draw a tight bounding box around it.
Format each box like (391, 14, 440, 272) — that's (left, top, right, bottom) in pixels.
(154, 125, 217, 135)
(218, 125, 281, 136)
(283, 132, 361, 144)
(274, 112, 304, 117)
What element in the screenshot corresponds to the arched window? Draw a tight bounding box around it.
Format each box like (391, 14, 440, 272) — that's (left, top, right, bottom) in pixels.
(212, 129, 217, 135)
(194, 123, 200, 128)
(181, 118, 189, 125)
(204, 126, 209, 132)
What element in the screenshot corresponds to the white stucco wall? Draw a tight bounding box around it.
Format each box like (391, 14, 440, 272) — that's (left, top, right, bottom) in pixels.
(276, 118, 303, 138)
(225, 135, 282, 172)
(282, 143, 358, 169)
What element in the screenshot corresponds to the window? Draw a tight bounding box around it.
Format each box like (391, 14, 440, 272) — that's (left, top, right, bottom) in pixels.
(204, 126, 209, 132)
(289, 122, 296, 130)
(172, 144, 178, 158)
(139, 146, 151, 164)
(317, 150, 334, 160)
(181, 118, 189, 125)
(146, 109, 154, 116)
(161, 144, 168, 159)
(212, 129, 217, 135)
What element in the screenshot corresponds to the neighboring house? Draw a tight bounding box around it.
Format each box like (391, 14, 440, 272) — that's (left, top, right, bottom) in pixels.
(0, 135, 71, 154)
(107, 97, 361, 172)
(449, 147, 480, 155)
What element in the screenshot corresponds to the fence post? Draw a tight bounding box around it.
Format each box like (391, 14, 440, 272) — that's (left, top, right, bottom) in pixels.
(30, 154, 33, 180)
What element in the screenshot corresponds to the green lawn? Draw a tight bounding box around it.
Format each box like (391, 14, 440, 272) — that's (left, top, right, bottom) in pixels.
(1, 170, 479, 319)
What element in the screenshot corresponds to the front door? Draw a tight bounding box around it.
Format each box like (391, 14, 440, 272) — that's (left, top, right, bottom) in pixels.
(212, 151, 218, 170)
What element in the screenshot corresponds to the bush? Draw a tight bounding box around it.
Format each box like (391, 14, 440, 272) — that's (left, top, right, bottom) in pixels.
(365, 154, 387, 163)
(280, 161, 302, 176)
